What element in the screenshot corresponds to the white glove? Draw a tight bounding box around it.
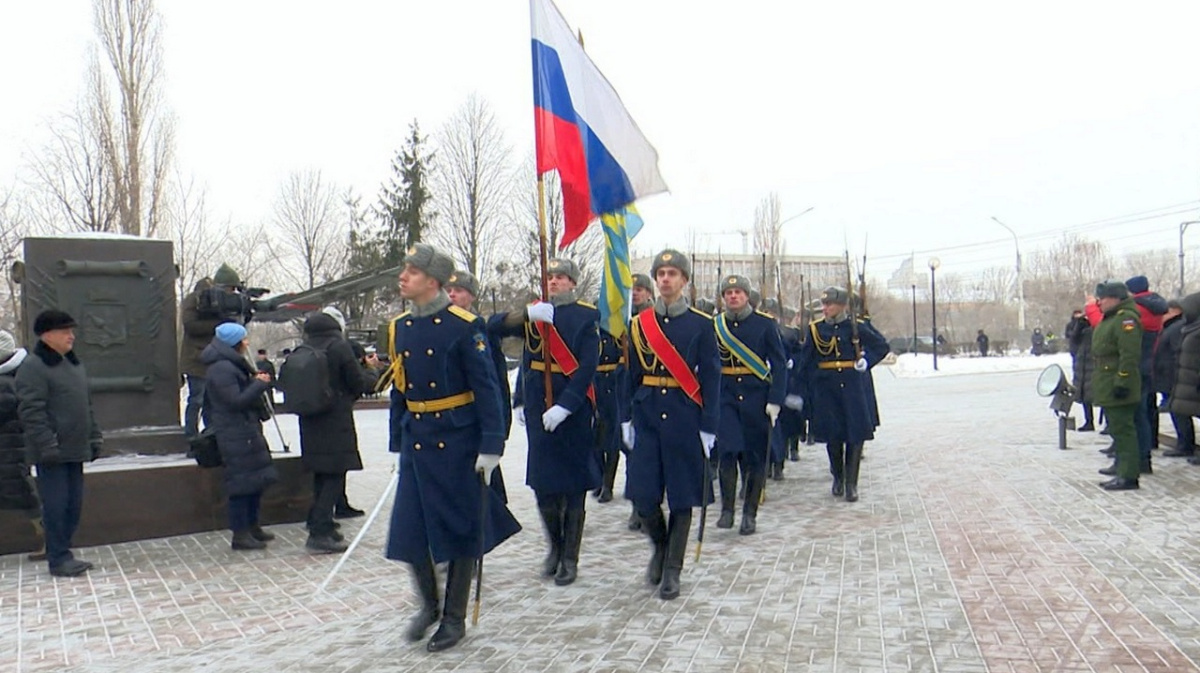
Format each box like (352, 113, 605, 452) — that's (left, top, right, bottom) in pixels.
(515, 407, 525, 426)
(526, 302, 555, 324)
(621, 421, 635, 450)
(699, 431, 716, 459)
(475, 453, 501, 483)
(854, 358, 868, 373)
(542, 404, 571, 432)
(765, 403, 781, 426)
(784, 394, 804, 411)
(786, 358, 794, 370)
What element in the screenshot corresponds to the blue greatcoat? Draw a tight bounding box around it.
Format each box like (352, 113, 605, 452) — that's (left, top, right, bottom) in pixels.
(385, 302, 521, 565)
(495, 301, 602, 496)
(625, 302, 721, 511)
(793, 316, 889, 445)
(594, 328, 626, 463)
(715, 310, 788, 468)
(776, 325, 807, 439)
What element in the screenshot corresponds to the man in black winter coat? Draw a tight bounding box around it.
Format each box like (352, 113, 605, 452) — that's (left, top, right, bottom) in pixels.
(1155, 301, 1193, 457)
(1170, 293, 1200, 465)
(16, 311, 103, 577)
(297, 311, 381, 553)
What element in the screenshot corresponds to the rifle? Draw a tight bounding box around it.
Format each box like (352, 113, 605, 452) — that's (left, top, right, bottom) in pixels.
(690, 252, 698, 305)
(858, 235, 870, 319)
(774, 260, 784, 325)
(714, 248, 724, 312)
(845, 249, 862, 360)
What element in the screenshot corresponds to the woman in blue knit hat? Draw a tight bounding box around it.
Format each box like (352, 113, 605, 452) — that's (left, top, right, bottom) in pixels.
(201, 322, 279, 549)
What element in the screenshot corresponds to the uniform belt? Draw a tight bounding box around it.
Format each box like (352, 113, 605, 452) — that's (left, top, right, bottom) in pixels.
(529, 360, 565, 374)
(642, 375, 682, 388)
(721, 366, 755, 376)
(817, 360, 857, 370)
(596, 363, 621, 373)
(406, 391, 475, 413)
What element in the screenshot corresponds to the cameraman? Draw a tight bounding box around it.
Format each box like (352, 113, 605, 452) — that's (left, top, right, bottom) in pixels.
(180, 264, 244, 439)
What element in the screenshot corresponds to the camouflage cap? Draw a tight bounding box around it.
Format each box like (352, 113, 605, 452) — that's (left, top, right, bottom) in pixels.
(720, 274, 753, 296)
(1095, 279, 1129, 300)
(650, 249, 690, 280)
(446, 270, 479, 297)
(632, 273, 654, 294)
(546, 258, 580, 284)
(403, 243, 455, 286)
(820, 286, 850, 305)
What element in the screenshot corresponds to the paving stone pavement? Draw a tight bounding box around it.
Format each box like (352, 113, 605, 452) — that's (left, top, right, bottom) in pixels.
(3, 365, 1200, 672)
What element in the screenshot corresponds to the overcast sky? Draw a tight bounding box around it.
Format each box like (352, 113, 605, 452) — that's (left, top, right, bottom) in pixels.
(2, 1, 1199, 284)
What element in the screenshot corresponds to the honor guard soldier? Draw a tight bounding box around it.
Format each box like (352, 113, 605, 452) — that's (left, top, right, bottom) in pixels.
(383, 244, 521, 653)
(713, 275, 786, 535)
(594, 323, 626, 503)
(759, 298, 789, 480)
(494, 258, 601, 586)
(776, 310, 805, 462)
(625, 273, 656, 531)
(789, 286, 889, 502)
(622, 249, 720, 600)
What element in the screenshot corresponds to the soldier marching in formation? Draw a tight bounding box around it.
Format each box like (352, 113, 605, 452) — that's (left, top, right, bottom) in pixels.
(376, 242, 892, 648)
(494, 258, 601, 587)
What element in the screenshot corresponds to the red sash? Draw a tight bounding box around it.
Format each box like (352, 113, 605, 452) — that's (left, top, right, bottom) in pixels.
(637, 308, 703, 407)
(535, 322, 596, 406)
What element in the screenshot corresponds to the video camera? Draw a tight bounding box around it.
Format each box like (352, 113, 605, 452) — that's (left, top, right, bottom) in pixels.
(196, 285, 271, 322)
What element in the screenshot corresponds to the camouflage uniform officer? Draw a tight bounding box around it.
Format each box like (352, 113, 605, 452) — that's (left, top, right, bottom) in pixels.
(494, 258, 601, 586)
(622, 250, 720, 600)
(789, 286, 889, 502)
(384, 244, 521, 652)
(713, 275, 787, 535)
(1090, 280, 1143, 490)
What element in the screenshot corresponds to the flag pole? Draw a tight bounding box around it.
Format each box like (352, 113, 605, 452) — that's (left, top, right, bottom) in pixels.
(536, 175, 554, 409)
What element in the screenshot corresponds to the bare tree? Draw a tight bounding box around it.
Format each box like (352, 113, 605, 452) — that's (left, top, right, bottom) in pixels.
(429, 95, 514, 287)
(25, 98, 119, 233)
(0, 189, 30, 334)
(163, 174, 228, 298)
(90, 0, 174, 236)
(752, 192, 783, 292)
(273, 170, 346, 290)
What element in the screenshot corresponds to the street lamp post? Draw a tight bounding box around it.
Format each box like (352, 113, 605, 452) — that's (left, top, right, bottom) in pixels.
(990, 217, 1025, 332)
(911, 283, 918, 354)
(1180, 221, 1200, 297)
(929, 257, 941, 371)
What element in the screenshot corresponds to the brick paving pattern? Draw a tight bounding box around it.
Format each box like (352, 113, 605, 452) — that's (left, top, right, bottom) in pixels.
(3, 366, 1199, 671)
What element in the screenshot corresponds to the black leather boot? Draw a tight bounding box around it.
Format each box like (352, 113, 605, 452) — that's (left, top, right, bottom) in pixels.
(555, 507, 585, 586)
(827, 443, 845, 496)
(538, 498, 564, 577)
(716, 461, 737, 529)
(231, 529, 266, 551)
(427, 559, 472, 652)
(771, 460, 785, 481)
(787, 436, 800, 462)
(660, 509, 692, 600)
(627, 505, 642, 531)
(1098, 462, 1118, 476)
(1101, 477, 1139, 491)
(642, 508, 668, 585)
(844, 443, 863, 502)
(740, 470, 762, 535)
(1141, 455, 1153, 474)
(599, 448, 619, 503)
(406, 556, 440, 642)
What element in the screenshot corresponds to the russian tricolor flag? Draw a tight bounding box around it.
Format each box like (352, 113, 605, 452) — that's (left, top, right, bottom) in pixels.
(531, 0, 667, 249)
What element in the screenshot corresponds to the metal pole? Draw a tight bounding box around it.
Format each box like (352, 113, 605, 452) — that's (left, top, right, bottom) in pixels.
(990, 217, 1024, 331)
(1181, 222, 1200, 296)
(930, 265, 939, 371)
(911, 283, 917, 354)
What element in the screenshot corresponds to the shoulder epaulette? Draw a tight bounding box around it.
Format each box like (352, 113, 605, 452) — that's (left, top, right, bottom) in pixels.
(754, 310, 775, 320)
(577, 300, 597, 310)
(448, 305, 477, 322)
(688, 307, 714, 319)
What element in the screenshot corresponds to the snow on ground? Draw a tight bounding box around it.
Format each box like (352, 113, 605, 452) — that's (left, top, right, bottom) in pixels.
(887, 351, 1073, 379)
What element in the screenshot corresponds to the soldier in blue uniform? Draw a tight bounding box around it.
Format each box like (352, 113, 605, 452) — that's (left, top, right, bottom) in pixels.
(777, 313, 805, 462)
(759, 298, 789, 481)
(788, 286, 889, 503)
(624, 274, 655, 532)
(447, 269, 511, 500)
(713, 275, 786, 535)
(622, 250, 720, 600)
(594, 325, 626, 503)
(383, 244, 521, 653)
(494, 258, 600, 587)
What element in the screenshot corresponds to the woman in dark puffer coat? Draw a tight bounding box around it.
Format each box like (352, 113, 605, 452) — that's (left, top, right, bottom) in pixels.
(201, 323, 278, 550)
(0, 332, 44, 559)
(1169, 293, 1200, 464)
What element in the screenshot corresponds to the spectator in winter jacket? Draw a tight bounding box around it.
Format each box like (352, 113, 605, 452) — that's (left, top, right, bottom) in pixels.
(1170, 292, 1200, 465)
(296, 310, 380, 554)
(976, 329, 989, 357)
(253, 349, 276, 381)
(1155, 300, 1192, 457)
(201, 322, 278, 551)
(16, 311, 103, 577)
(1031, 328, 1046, 355)
(1071, 316, 1096, 431)
(0, 330, 44, 560)
(180, 265, 243, 438)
